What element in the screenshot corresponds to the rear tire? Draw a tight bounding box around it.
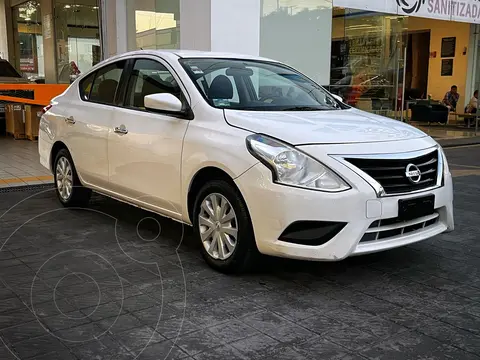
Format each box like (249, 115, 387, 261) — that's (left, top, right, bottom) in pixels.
(53, 149, 91, 207)
(193, 179, 259, 274)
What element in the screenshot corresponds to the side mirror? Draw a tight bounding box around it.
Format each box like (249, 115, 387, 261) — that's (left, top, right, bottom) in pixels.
(331, 93, 343, 103)
(144, 93, 183, 113)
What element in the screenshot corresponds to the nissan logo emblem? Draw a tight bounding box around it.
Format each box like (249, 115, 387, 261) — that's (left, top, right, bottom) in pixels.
(405, 163, 422, 183)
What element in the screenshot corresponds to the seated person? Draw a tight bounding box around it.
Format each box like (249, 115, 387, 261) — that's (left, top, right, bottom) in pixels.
(465, 90, 478, 114)
(443, 85, 460, 111)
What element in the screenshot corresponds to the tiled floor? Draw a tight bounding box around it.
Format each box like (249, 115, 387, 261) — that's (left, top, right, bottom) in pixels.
(0, 146, 478, 360)
(0, 136, 53, 188)
(417, 126, 479, 139)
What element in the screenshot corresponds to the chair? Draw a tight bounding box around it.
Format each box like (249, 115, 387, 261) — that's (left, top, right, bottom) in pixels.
(410, 100, 449, 124)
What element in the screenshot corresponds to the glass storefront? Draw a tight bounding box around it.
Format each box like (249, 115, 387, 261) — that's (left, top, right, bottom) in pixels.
(132, 0, 180, 50)
(54, 0, 101, 83)
(260, 0, 333, 85)
(12, 1, 44, 82)
(10, 0, 101, 84)
(4, 0, 477, 116)
(330, 8, 408, 119)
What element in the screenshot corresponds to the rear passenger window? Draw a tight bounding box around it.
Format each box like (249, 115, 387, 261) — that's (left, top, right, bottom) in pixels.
(79, 73, 95, 100)
(89, 61, 126, 105)
(124, 59, 182, 110)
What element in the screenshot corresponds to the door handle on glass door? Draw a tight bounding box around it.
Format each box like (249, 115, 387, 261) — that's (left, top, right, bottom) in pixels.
(65, 116, 75, 124)
(114, 125, 128, 134)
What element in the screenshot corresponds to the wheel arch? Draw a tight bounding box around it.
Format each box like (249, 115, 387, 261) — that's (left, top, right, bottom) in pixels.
(186, 166, 245, 224)
(50, 140, 69, 172)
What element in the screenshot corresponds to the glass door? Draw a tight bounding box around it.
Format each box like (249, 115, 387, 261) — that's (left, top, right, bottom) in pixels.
(330, 8, 408, 120)
(54, 0, 101, 84)
(12, 1, 44, 82)
(391, 16, 408, 121)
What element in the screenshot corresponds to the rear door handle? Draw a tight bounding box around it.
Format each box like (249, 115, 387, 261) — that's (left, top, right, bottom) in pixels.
(65, 116, 75, 124)
(114, 125, 128, 135)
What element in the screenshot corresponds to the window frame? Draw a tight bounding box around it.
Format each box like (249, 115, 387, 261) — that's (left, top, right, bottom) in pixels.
(122, 58, 183, 110)
(77, 55, 194, 120)
(118, 56, 194, 120)
(79, 72, 95, 101)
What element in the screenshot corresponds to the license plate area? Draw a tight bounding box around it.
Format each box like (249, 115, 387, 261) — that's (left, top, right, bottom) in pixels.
(398, 195, 435, 221)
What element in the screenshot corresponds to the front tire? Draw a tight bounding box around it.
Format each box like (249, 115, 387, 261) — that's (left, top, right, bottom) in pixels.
(53, 149, 91, 207)
(193, 180, 259, 274)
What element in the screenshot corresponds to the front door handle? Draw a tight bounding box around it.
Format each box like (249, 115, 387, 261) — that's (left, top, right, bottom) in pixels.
(114, 125, 128, 135)
(65, 116, 75, 124)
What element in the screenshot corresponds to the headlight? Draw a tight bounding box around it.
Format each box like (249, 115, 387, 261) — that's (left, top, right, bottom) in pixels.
(246, 134, 350, 192)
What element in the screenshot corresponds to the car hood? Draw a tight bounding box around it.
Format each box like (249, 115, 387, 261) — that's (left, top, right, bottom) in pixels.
(223, 108, 427, 145)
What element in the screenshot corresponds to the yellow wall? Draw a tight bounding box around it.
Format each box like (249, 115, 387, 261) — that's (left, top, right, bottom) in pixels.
(407, 17, 471, 104)
(332, 17, 344, 39)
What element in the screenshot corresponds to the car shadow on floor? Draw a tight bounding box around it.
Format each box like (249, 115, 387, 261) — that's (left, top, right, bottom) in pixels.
(87, 192, 432, 283)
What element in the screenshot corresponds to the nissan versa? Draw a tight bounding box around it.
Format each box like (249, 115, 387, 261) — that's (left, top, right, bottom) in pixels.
(38, 50, 454, 273)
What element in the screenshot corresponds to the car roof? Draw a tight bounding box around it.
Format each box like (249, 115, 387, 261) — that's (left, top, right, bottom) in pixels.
(78, 49, 284, 84)
(111, 49, 278, 63)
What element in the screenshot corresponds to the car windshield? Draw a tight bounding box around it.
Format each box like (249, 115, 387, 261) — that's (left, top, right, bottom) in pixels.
(0, 60, 22, 78)
(179, 58, 344, 111)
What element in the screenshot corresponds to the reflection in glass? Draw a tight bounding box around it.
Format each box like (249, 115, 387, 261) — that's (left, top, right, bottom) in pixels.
(260, 0, 333, 85)
(330, 8, 408, 119)
(133, 0, 180, 50)
(55, 0, 101, 83)
(13, 1, 44, 82)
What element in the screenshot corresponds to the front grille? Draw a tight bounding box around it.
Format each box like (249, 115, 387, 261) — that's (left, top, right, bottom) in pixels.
(345, 149, 439, 195)
(360, 212, 439, 243)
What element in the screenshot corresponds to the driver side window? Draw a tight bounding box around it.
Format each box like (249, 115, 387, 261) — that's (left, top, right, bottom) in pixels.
(124, 59, 182, 110)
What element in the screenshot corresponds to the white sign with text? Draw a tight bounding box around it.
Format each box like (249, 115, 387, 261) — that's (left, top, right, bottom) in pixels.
(334, 0, 480, 23)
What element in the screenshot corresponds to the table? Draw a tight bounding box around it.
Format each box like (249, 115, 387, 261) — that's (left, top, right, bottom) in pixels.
(457, 113, 479, 135)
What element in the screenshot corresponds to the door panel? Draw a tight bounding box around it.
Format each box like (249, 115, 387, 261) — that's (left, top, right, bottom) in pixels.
(108, 108, 188, 216)
(64, 100, 113, 189)
(107, 58, 189, 217)
(65, 60, 126, 188)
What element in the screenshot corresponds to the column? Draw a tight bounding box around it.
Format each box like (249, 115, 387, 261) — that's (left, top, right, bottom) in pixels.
(100, 0, 116, 59)
(0, 0, 15, 64)
(180, 0, 261, 56)
(0, 0, 8, 60)
(113, 0, 142, 53)
(210, 0, 260, 55)
(465, 23, 479, 104)
(39, 0, 56, 83)
(179, 0, 211, 51)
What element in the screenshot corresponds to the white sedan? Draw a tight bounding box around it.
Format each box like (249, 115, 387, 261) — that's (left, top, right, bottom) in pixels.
(39, 50, 454, 273)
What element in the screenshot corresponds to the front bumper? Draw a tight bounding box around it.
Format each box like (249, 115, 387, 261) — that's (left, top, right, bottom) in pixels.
(234, 143, 454, 262)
